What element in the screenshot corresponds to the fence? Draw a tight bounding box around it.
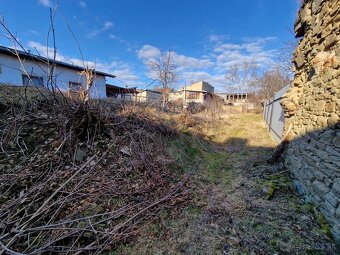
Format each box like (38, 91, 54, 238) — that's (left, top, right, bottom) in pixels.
(263, 85, 290, 143)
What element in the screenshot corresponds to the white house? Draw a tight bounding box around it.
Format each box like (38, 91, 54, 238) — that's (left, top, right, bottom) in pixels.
(0, 46, 116, 98)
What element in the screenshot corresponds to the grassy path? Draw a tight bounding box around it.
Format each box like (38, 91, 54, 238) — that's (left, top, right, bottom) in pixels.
(117, 113, 336, 255)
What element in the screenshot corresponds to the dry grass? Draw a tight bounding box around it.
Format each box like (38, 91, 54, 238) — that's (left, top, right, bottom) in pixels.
(116, 111, 336, 255)
(0, 88, 335, 254)
(0, 90, 189, 254)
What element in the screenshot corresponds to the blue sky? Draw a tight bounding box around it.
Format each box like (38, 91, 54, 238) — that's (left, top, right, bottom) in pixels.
(0, 0, 299, 91)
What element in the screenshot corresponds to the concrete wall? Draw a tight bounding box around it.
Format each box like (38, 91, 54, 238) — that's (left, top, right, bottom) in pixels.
(0, 54, 107, 98)
(281, 0, 340, 240)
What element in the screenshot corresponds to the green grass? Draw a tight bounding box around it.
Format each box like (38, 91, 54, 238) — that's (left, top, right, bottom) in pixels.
(201, 151, 234, 185)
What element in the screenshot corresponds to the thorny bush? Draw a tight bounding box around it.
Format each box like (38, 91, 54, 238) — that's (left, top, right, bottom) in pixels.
(0, 92, 188, 254)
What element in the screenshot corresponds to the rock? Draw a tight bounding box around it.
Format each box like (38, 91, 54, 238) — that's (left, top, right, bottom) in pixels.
(315, 100, 326, 111)
(325, 192, 339, 208)
(312, 180, 330, 198)
(282, 0, 340, 241)
(331, 181, 340, 196)
(324, 34, 338, 50)
(316, 116, 328, 126)
(120, 146, 131, 156)
(301, 215, 310, 222)
(328, 113, 339, 126)
(294, 180, 306, 195)
(319, 130, 335, 143)
(333, 136, 340, 148)
(75, 149, 86, 162)
(295, 54, 305, 68)
(325, 102, 336, 112)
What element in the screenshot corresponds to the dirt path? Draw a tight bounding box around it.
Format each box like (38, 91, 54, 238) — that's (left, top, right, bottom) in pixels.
(117, 113, 336, 255)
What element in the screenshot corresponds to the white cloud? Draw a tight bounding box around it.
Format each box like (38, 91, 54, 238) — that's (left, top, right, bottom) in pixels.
(38, 0, 52, 7)
(208, 34, 228, 44)
(214, 43, 243, 52)
(137, 45, 161, 59)
(79, 1, 86, 8)
(137, 36, 278, 91)
(113, 68, 143, 86)
(137, 44, 213, 71)
(211, 36, 277, 70)
(88, 21, 114, 38)
(173, 53, 213, 70)
(103, 21, 113, 30)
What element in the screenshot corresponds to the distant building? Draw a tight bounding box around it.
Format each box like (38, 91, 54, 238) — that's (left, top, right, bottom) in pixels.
(169, 81, 215, 105)
(0, 46, 115, 98)
(106, 85, 162, 103)
(135, 89, 162, 103)
(106, 84, 137, 101)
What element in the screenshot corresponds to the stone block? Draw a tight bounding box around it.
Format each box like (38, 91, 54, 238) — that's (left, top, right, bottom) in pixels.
(316, 147, 329, 159)
(325, 102, 336, 112)
(324, 34, 339, 50)
(315, 170, 326, 181)
(313, 180, 330, 198)
(315, 100, 326, 111)
(325, 201, 336, 216)
(333, 136, 340, 148)
(319, 130, 336, 143)
(317, 116, 328, 126)
(325, 192, 339, 208)
(294, 180, 306, 195)
(295, 53, 305, 68)
(331, 180, 340, 196)
(328, 113, 339, 126)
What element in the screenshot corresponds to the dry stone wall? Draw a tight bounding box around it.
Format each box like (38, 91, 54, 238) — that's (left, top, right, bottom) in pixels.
(281, 0, 340, 241)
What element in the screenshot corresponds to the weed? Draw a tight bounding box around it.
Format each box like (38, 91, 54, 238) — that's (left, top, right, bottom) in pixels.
(316, 213, 332, 238)
(186, 205, 203, 215)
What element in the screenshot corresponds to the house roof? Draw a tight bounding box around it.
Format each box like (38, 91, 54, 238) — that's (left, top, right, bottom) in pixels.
(106, 84, 136, 94)
(182, 89, 208, 93)
(137, 89, 162, 94)
(0, 46, 116, 78)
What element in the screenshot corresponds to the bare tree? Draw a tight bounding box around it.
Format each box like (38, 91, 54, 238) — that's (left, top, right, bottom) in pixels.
(225, 59, 259, 93)
(273, 40, 297, 82)
(254, 68, 291, 100)
(146, 50, 177, 109)
(251, 41, 296, 102)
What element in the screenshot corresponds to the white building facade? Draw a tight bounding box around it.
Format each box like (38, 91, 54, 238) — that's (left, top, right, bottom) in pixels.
(0, 46, 115, 99)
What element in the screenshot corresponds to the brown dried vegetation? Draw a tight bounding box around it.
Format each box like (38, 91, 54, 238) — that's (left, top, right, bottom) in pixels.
(0, 88, 188, 254)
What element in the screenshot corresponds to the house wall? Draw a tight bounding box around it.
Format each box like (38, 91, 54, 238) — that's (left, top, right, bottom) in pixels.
(184, 91, 204, 104)
(281, 0, 340, 241)
(169, 91, 183, 102)
(136, 90, 162, 103)
(186, 81, 214, 93)
(0, 54, 107, 98)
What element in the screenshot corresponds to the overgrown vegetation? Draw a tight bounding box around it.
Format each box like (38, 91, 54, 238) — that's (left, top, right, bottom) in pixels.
(0, 87, 336, 254)
(114, 112, 336, 254)
(0, 88, 189, 254)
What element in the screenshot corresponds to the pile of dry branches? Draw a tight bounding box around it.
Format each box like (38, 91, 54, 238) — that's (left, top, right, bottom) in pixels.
(0, 93, 187, 254)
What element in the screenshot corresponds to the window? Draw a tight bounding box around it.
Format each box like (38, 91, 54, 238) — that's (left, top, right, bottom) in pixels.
(22, 75, 44, 87)
(187, 91, 199, 99)
(69, 82, 83, 92)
